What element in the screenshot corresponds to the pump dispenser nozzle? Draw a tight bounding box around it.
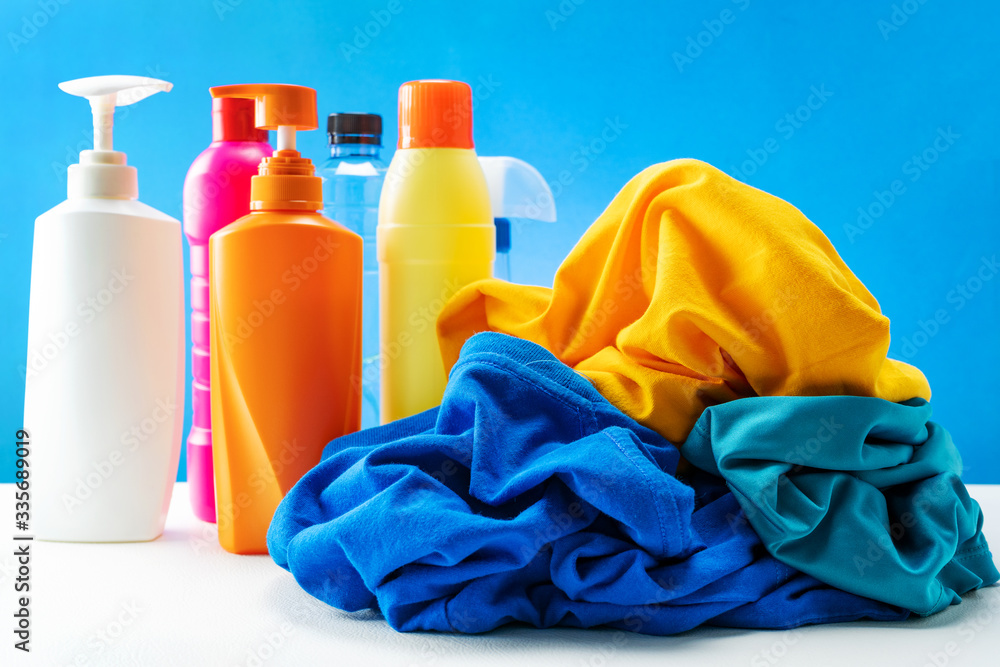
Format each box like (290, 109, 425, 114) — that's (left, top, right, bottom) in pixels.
(60, 75, 172, 152)
(59, 75, 173, 199)
(210, 84, 322, 211)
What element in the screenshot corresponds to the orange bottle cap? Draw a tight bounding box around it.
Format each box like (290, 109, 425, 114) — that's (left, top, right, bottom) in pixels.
(248, 150, 322, 211)
(210, 84, 317, 131)
(209, 84, 321, 211)
(398, 80, 474, 150)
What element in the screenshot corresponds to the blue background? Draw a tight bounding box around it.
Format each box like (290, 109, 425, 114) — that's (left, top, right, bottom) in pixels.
(2, 0, 997, 483)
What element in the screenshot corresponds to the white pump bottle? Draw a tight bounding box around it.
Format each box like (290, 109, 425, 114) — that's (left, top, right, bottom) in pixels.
(24, 75, 185, 542)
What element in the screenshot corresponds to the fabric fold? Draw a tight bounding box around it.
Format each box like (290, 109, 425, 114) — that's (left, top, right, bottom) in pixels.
(268, 332, 907, 634)
(436, 159, 931, 443)
(681, 395, 998, 615)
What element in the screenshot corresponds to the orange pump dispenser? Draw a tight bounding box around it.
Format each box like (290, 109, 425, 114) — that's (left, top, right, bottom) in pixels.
(208, 84, 362, 554)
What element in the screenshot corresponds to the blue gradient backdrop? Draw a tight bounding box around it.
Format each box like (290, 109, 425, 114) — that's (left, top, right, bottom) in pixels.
(2, 0, 998, 482)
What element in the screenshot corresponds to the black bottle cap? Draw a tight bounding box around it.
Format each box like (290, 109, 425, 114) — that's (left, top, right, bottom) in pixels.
(327, 113, 382, 145)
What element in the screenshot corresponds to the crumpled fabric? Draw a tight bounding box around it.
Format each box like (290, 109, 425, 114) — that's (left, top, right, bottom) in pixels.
(268, 332, 907, 634)
(680, 395, 998, 615)
(436, 159, 931, 444)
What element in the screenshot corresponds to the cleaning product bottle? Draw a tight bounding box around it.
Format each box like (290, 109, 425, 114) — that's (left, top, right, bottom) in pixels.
(209, 84, 362, 555)
(24, 75, 184, 542)
(378, 80, 494, 423)
(477, 156, 557, 282)
(319, 113, 387, 430)
(183, 96, 272, 524)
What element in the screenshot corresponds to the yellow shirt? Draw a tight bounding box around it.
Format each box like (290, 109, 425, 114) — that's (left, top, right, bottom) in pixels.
(437, 159, 930, 444)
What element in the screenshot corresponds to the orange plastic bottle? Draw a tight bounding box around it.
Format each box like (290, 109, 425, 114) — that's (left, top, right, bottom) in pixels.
(208, 84, 362, 554)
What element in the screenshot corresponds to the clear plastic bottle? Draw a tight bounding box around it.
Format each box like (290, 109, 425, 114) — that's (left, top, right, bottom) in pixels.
(319, 113, 387, 430)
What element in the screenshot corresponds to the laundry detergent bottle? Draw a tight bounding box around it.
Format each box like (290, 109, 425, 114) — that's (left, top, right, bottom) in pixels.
(319, 113, 387, 430)
(25, 75, 184, 542)
(209, 84, 362, 554)
(183, 96, 272, 523)
(378, 80, 494, 423)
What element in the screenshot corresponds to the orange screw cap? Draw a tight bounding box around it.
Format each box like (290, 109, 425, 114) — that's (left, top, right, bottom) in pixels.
(398, 80, 475, 149)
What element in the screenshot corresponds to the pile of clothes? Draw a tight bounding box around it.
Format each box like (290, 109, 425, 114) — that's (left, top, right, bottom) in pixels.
(267, 159, 997, 634)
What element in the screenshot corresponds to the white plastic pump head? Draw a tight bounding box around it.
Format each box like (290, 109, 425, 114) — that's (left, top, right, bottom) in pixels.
(59, 75, 172, 199)
(477, 156, 557, 223)
(59, 75, 172, 152)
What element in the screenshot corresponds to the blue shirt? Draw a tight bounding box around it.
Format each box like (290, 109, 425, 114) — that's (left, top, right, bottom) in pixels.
(268, 332, 909, 633)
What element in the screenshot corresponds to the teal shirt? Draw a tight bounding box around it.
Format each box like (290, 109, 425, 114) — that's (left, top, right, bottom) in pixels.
(682, 396, 998, 615)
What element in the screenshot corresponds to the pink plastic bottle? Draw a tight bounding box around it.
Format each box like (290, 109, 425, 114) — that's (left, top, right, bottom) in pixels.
(183, 96, 271, 523)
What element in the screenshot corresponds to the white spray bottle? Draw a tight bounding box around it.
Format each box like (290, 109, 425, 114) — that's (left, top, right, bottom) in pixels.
(24, 75, 185, 542)
(477, 156, 558, 281)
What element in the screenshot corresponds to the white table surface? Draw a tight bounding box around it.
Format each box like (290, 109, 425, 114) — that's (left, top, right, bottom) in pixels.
(3, 482, 999, 667)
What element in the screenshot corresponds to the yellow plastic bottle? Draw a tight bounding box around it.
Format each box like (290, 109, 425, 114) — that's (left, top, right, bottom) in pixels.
(378, 80, 494, 422)
(208, 84, 362, 554)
